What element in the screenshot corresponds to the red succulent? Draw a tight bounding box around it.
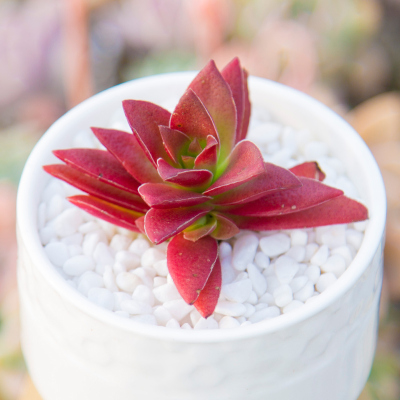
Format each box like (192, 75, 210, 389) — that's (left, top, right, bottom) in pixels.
(44, 58, 368, 318)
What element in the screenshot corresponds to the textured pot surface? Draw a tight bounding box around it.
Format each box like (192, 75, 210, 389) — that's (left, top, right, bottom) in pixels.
(17, 73, 386, 400)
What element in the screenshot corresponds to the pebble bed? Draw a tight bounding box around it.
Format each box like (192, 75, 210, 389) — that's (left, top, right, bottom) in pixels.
(38, 104, 368, 330)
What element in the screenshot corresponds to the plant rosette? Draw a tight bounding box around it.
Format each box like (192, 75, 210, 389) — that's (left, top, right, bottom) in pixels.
(17, 62, 385, 400)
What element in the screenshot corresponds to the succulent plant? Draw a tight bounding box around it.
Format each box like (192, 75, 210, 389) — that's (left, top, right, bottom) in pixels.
(44, 58, 368, 317)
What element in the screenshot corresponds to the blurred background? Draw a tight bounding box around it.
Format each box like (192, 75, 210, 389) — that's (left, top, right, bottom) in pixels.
(0, 0, 400, 398)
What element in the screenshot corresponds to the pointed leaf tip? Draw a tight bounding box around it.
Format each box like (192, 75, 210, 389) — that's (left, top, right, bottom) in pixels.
(193, 257, 222, 318)
(167, 234, 218, 305)
(189, 60, 236, 160)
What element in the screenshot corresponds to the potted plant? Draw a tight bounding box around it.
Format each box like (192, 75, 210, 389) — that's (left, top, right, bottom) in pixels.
(17, 59, 386, 400)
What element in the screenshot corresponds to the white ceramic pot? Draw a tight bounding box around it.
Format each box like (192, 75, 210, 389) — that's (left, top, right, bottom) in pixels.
(17, 72, 386, 400)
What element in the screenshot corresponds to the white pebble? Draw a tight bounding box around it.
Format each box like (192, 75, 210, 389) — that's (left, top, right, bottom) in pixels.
(120, 299, 152, 315)
(289, 276, 308, 293)
(181, 323, 192, 330)
(247, 291, 258, 305)
(221, 256, 236, 285)
(153, 259, 168, 277)
(255, 303, 268, 311)
(247, 263, 267, 296)
(103, 266, 118, 292)
(232, 234, 259, 271)
(154, 277, 167, 287)
(219, 316, 240, 329)
(40, 226, 56, 245)
(131, 267, 153, 287)
(310, 245, 329, 266)
(53, 208, 83, 237)
(78, 271, 104, 295)
(316, 273, 337, 292)
(259, 292, 275, 305)
(353, 220, 368, 232)
(115, 251, 140, 270)
(110, 234, 131, 252)
(93, 242, 114, 267)
(61, 232, 83, 246)
(132, 285, 155, 307)
(113, 292, 131, 311)
(260, 233, 290, 257)
(141, 248, 165, 268)
(78, 221, 99, 234)
(163, 299, 193, 321)
(88, 288, 114, 311)
(346, 229, 364, 250)
(128, 238, 150, 256)
(154, 306, 173, 325)
(265, 276, 281, 293)
(63, 255, 95, 276)
(116, 272, 142, 293)
(285, 245, 306, 262)
(274, 256, 299, 284)
(331, 245, 354, 267)
(243, 303, 256, 318)
(68, 244, 82, 257)
(273, 284, 293, 307)
(83, 232, 106, 256)
(321, 255, 346, 278)
(221, 279, 252, 303)
(47, 194, 65, 221)
(293, 280, 315, 302)
(44, 242, 69, 267)
(166, 319, 180, 329)
(304, 265, 321, 284)
(219, 242, 232, 259)
(304, 141, 328, 160)
(248, 306, 280, 323)
(304, 243, 319, 262)
(320, 225, 346, 248)
(214, 301, 246, 317)
(153, 284, 181, 303)
(37, 202, 46, 229)
(254, 252, 270, 269)
(283, 300, 304, 313)
(291, 230, 308, 246)
(190, 309, 202, 326)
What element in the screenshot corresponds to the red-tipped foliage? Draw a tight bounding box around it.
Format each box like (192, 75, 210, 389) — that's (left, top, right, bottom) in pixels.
(45, 58, 368, 318)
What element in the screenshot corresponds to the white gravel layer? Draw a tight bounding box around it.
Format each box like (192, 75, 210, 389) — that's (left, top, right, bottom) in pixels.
(38, 105, 367, 329)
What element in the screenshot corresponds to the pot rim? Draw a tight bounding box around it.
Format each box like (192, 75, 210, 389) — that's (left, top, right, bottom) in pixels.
(17, 71, 386, 343)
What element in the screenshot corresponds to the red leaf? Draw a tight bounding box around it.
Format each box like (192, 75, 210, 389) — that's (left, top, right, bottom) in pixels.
(44, 164, 149, 213)
(167, 234, 218, 304)
(138, 183, 211, 209)
(187, 137, 203, 155)
(92, 127, 162, 184)
(170, 89, 219, 146)
(204, 141, 265, 196)
(144, 206, 212, 244)
(221, 58, 245, 144)
(135, 215, 146, 234)
(239, 68, 251, 143)
(225, 177, 343, 217)
(290, 162, 325, 181)
(189, 60, 236, 160)
(68, 195, 142, 232)
(157, 158, 213, 189)
(194, 135, 218, 172)
(122, 100, 172, 166)
(210, 213, 240, 240)
(213, 163, 301, 205)
(230, 195, 368, 230)
(53, 149, 140, 194)
(183, 219, 217, 242)
(193, 257, 222, 318)
(159, 126, 190, 165)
